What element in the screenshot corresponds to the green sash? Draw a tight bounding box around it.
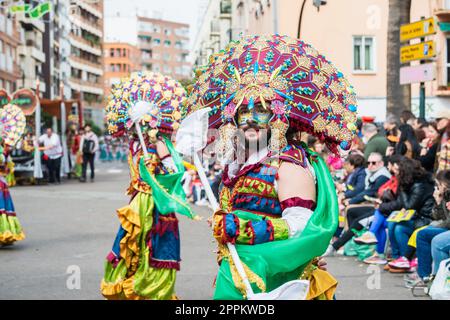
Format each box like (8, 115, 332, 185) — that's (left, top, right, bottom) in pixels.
(214, 152, 338, 299)
(139, 136, 196, 219)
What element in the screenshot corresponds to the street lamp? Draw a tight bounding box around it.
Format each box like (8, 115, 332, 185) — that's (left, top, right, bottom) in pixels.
(297, 0, 327, 38)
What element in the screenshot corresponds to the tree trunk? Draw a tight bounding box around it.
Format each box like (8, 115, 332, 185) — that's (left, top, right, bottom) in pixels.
(386, 0, 412, 118)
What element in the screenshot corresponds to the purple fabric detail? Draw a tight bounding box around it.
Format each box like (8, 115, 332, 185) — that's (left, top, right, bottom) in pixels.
(280, 197, 316, 211)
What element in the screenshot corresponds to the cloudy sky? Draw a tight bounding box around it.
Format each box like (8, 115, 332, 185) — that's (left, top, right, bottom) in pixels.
(103, 0, 208, 49)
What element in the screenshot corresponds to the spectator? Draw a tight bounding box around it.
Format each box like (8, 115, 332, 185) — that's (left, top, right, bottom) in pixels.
(338, 153, 367, 200)
(436, 108, 450, 172)
(324, 152, 391, 256)
(354, 155, 403, 265)
(409, 170, 450, 287)
(384, 113, 399, 140)
(38, 128, 63, 184)
(386, 159, 435, 270)
(394, 124, 421, 159)
(400, 110, 416, 125)
(79, 124, 99, 183)
(361, 123, 389, 160)
(418, 122, 440, 173)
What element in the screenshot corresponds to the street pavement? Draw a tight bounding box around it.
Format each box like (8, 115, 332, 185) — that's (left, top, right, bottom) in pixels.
(0, 162, 428, 300)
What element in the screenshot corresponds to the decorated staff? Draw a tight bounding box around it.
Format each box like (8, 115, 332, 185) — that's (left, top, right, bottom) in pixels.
(181, 34, 358, 300)
(100, 71, 197, 300)
(0, 104, 26, 246)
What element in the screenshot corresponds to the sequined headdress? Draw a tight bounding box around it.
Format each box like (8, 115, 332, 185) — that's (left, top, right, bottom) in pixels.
(184, 35, 358, 155)
(0, 104, 26, 147)
(105, 71, 187, 142)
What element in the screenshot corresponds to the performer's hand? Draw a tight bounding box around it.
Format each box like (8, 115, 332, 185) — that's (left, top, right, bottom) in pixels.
(317, 257, 328, 271)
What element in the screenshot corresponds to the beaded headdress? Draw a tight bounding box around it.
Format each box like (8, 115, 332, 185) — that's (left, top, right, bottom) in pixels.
(0, 104, 26, 147)
(185, 35, 358, 154)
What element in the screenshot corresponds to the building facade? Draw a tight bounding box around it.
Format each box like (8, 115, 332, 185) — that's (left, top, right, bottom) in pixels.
(137, 16, 191, 80)
(192, 0, 450, 121)
(17, 1, 47, 95)
(68, 0, 104, 126)
(0, 6, 21, 93)
(103, 42, 141, 96)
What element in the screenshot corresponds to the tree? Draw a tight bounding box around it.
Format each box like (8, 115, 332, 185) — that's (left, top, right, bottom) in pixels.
(386, 0, 412, 118)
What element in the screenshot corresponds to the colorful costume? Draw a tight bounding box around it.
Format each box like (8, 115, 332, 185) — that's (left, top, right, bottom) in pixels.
(100, 72, 197, 300)
(184, 35, 358, 299)
(0, 104, 26, 245)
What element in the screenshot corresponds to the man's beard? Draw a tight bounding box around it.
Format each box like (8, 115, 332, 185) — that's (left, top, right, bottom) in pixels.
(234, 123, 271, 162)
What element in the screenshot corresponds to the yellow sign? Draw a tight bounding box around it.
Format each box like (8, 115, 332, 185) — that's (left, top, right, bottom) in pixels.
(400, 18, 436, 42)
(400, 41, 435, 63)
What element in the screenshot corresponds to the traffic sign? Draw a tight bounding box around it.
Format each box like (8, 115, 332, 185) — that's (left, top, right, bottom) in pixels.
(400, 18, 436, 42)
(400, 40, 435, 63)
(400, 63, 436, 85)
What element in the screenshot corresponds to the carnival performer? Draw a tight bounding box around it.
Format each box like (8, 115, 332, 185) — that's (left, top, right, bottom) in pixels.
(100, 72, 198, 300)
(184, 35, 358, 299)
(0, 104, 26, 246)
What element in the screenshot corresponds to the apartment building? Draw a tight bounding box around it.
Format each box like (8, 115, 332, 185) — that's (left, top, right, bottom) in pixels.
(17, 1, 47, 95)
(103, 42, 141, 96)
(137, 16, 191, 80)
(68, 0, 104, 126)
(0, 7, 20, 93)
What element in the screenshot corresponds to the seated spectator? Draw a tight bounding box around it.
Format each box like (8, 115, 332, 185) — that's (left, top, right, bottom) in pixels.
(345, 152, 391, 206)
(386, 159, 435, 271)
(436, 109, 450, 172)
(355, 155, 403, 265)
(418, 122, 440, 173)
(394, 124, 421, 159)
(324, 152, 391, 256)
(361, 123, 389, 160)
(406, 170, 450, 288)
(338, 153, 366, 200)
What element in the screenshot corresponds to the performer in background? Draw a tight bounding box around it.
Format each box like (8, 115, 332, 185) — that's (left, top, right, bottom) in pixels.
(100, 72, 197, 300)
(184, 35, 358, 299)
(0, 104, 26, 246)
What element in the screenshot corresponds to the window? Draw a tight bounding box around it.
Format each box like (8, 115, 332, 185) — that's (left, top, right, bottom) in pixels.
(164, 40, 171, 47)
(353, 36, 375, 72)
(122, 48, 127, 57)
(163, 53, 171, 61)
(164, 28, 171, 36)
(153, 38, 161, 46)
(110, 48, 114, 57)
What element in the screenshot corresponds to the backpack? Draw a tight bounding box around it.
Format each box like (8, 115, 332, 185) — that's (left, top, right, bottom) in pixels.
(82, 138, 95, 154)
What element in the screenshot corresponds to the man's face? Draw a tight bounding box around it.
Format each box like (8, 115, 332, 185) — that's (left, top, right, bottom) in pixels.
(437, 118, 448, 131)
(46, 128, 52, 137)
(367, 155, 383, 173)
(85, 126, 91, 133)
(237, 102, 271, 144)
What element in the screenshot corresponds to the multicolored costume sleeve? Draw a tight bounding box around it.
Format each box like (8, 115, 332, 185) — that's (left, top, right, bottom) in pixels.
(0, 104, 26, 245)
(182, 35, 358, 300)
(100, 72, 197, 300)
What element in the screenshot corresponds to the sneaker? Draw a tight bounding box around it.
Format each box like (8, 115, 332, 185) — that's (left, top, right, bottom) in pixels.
(389, 267, 415, 274)
(354, 231, 378, 245)
(404, 272, 420, 288)
(410, 257, 418, 269)
(323, 245, 336, 257)
(364, 254, 387, 265)
(388, 256, 410, 269)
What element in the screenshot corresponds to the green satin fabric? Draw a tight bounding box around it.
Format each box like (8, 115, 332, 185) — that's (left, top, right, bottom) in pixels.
(139, 136, 195, 219)
(213, 152, 338, 299)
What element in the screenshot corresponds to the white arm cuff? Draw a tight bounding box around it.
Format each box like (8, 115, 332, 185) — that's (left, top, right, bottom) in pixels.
(281, 206, 314, 238)
(161, 157, 178, 173)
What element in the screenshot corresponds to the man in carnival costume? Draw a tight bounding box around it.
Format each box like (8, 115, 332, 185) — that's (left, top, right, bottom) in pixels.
(100, 72, 198, 300)
(184, 35, 358, 300)
(0, 104, 26, 246)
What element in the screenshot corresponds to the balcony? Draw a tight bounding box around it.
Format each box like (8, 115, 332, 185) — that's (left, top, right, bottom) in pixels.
(434, 2, 450, 22)
(18, 45, 46, 63)
(436, 85, 450, 96)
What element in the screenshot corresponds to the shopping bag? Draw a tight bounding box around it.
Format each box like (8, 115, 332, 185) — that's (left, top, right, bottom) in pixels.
(429, 258, 450, 300)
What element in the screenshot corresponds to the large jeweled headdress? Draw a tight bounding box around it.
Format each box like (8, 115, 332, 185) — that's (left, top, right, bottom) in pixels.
(105, 71, 187, 142)
(1, 104, 26, 147)
(184, 35, 358, 155)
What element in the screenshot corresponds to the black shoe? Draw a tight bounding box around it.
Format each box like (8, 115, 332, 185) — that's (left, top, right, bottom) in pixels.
(79, 178, 86, 183)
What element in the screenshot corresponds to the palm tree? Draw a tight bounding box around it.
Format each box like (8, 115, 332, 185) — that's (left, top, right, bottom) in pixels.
(386, 0, 412, 118)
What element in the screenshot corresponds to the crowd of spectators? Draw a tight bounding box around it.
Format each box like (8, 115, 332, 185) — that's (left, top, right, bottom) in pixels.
(320, 108, 450, 296)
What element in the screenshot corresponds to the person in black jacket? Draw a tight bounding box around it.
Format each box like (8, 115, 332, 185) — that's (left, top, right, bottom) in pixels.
(383, 158, 435, 269)
(418, 122, 440, 173)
